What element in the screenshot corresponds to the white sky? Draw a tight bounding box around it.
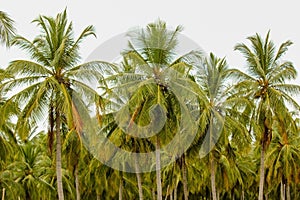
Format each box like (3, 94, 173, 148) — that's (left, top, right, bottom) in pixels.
(1, 0, 300, 104)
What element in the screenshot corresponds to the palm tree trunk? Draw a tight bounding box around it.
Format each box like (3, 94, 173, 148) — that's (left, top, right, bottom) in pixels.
(135, 157, 144, 200)
(75, 165, 80, 200)
(152, 187, 156, 200)
(258, 147, 265, 200)
(281, 181, 284, 200)
(241, 190, 245, 200)
(156, 137, 162, 200)
(174, 185, 177, 200)
(286, 182, 290, 200)
(119, 178, 123, 200)
(164, 185, 169, 200)
(56, 111, 64, 200)
(2, 188, 5, 200)
(182, 155, 189, 200)
(210, 156, 217, 200)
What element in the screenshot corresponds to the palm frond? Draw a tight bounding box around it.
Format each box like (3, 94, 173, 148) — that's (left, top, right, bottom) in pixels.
(0, 11, 16, 47)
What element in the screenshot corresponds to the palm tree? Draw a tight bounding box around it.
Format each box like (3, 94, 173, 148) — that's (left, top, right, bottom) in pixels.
(0, 11, 16, 47)
(101, 20, 202, 200)
(234, 31, 300, 200)
(6, 142, 55, 199)
(195, 53, 249, 200)
(266, 111, 300, 200)
(1, 9, 108, 200)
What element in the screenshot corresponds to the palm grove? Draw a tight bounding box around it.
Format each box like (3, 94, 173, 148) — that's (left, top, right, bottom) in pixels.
(0, 10, 300, 200)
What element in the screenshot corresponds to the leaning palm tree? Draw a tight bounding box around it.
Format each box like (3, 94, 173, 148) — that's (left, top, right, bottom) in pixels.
(195, 53, 249, 200)
(0, 11, 16, 47)
(1, 10, 109, 200)
(234, 31, 300, 200)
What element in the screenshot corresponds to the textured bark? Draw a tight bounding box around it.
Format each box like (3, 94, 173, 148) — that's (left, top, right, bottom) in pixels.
(56, 111, 64, 200)
(156, 137, 162, 200)
(258, 148, 265, 200)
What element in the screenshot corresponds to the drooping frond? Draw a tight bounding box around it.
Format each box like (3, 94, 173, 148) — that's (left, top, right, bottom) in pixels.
(0, 11, 16, 47)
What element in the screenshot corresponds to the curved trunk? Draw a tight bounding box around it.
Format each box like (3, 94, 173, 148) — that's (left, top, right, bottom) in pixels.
(56, 111, 64, 200)
(182, 155, 189, 200)
(156, 137, 162, 200)
(258, 148, 265, 200)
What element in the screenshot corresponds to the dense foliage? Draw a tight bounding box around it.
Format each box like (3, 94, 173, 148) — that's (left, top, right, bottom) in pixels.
(0, 10, 299, 200)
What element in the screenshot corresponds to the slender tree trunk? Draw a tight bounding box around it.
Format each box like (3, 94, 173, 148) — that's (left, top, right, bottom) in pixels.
(170, 188, 173, 200)
(56, 111, 64, 200)
(174, 185, 177, 200)
(258, 147, 265, 200)
(135, 157, 144, 200)
(2, 188, 5, 200)
(75, 165, 80, 200)
(96, 194, 101, 200)
(156, 137, 162, 200)
(119, 178, 123, 200)
(182, 155, 189, 200)
(286, 182, 290, 200)
(281, 181, 284, 200)
(152, 187, 156, 200)
(164, 185, 169, 200)
(241, 190, 245, 200)
(210, 156, 217, 200)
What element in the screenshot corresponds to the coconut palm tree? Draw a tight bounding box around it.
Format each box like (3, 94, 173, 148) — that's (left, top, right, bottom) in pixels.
(194, 53, 250, 200)
(101, 20, 202, 200)
(234, 31, 300, 200)
(120, 20, 202, 200)
(266, 111, 300, 200)
(1, 9, 109, 200)
(0, 11, 15, 47)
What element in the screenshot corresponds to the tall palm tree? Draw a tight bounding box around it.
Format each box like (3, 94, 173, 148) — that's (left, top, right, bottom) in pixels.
(234, 31, 300, 200)
(1, 10, 108, 200)
(102, 20, 202, 200)
(0, 11, 16, 47)
(195, 53, 249, 200)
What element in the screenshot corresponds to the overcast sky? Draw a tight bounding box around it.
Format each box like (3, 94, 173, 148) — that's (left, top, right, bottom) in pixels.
(1, 0, 300, 104)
